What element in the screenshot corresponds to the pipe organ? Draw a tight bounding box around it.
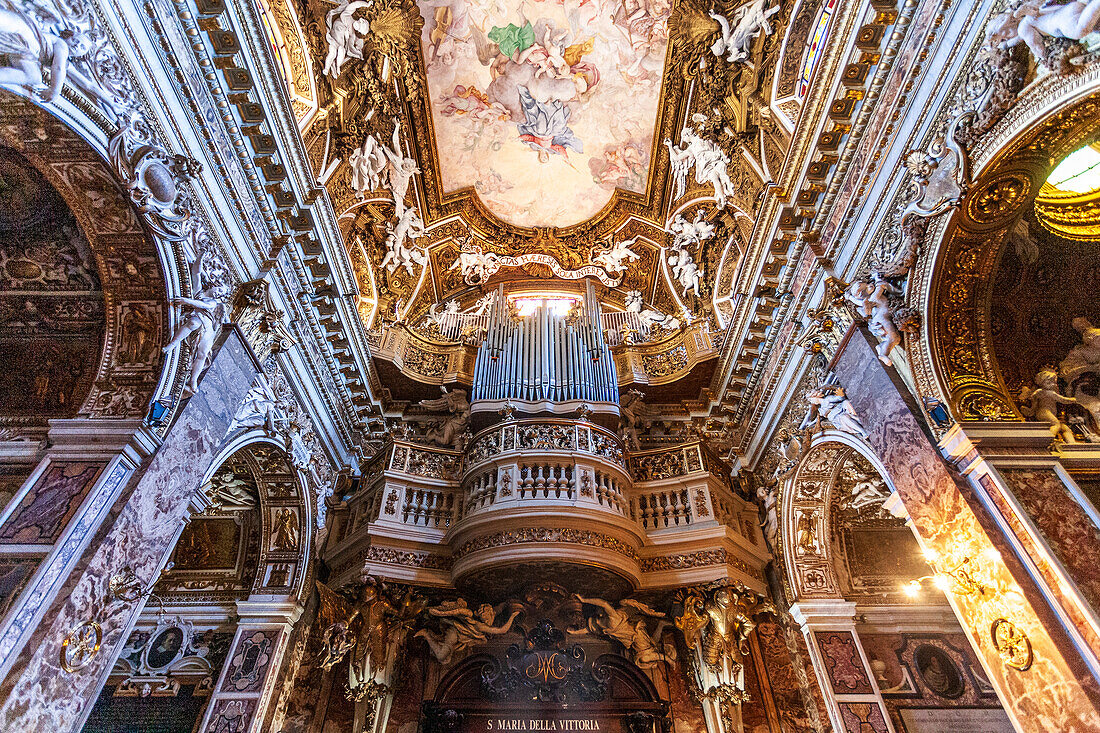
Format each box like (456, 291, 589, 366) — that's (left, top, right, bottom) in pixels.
(472, 281, 618, 411)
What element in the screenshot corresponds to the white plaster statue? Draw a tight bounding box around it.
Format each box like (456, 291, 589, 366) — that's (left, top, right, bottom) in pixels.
(203, 467, 255, 509)
(380, 207, 427, 275)
(382, 119, 419, 215)
(323, 0, 371, 78)
(1060, 317, 1100, 384)
(665, 121, 738, 209)
(471, 291, 496, 315)
(229, 376, 284, 434)
(417, 387, 471, 449)
(414, 599, 521, 666)
(848, 477, 891, 510)
(619, 389, 647, 450)
(449, 243, 499, 285)
(571, 595, 676, 669)
(1019, 367, 1078, 443)
(708, 0, 780, 64)
(799, 384, 869, 439)
(986, 0, 1100, 66)
(624, 290, 680, 333)
(162, 251, 224, 396)
(668, 211, 716, 250)
(675, 257, 702, 298)
(593, 236, 641, 275)
(0, 5, 67, 102)
(756, 485, 778, 550)
(424, 300, 460, 330)
(843, 271, 903, 366)
(348, 133, 387, 195)
(0, 5, 127, 120)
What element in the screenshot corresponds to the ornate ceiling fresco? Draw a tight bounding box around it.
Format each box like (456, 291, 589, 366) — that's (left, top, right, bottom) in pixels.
(416, 0, 670, 226)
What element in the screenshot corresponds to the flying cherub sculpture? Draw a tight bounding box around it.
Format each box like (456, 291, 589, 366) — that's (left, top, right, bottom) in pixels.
(708, 0, 780, 63)
(593, 236, 641, 275)
(323, 0, 371, 77)
(414, 599, 521, 666)
(571, 595, 676, 668)
(799, 383, 869, 439)
(985, 0, 1100, 66)
(416, 387, 471, 449)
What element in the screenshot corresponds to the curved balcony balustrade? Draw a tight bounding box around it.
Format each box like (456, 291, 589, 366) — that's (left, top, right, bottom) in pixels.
(329, 429, 767, 593)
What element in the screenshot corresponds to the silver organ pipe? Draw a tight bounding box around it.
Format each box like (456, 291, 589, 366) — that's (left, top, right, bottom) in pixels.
(471, 284, 619, 405)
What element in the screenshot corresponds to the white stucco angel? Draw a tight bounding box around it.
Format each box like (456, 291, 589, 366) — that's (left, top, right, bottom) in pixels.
(676, 258, 702, 298)
(0, 5, 129, 121)
(0, 5, 68, 102)
(668, 211, 716, 250)
(799, 384, 869, 440)
(571, 595, 676, 669)
(449, 242, 500, 284)
(414, 599, 521, 666)
(382, 119, 420, 215)
(380, 207, 427, 275)
(229, 375, 284, 435)
(162, 251, 224, 395)
(424, 300, 460, 329)
(625, 290, 680, 333)
(323, 0, 371, 78)
(985, 0, 1100, 66)
(709, 0, 780, 64)
(665, 121, 738, 209)
(843, 271, 903, 366)
(348, 133, 387, 195)
(593, 236, 641, 275)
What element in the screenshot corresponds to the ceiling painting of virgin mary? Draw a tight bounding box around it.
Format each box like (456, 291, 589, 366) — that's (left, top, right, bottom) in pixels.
(416, 0, 671, 226)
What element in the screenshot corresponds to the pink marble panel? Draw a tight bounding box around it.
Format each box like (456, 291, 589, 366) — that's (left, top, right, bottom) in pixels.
(815, 631, 873, 695)
(0, 463, 104, 544)
(1000, 467, 1100, 615)
(838, 702, 890, 733)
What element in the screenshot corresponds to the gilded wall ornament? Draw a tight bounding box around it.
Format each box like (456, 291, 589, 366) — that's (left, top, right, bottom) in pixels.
(991, 618, 1033, 671)
(60, 620, 102, 673)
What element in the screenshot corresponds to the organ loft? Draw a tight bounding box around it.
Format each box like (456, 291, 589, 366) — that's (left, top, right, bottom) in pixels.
(4, 0, 1100, 731)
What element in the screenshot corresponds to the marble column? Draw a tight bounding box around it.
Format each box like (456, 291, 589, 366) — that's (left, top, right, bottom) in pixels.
(833, 326, 1100, 730)
(942, 423, 1100, 677)
(197, 600, 303, 733)
(0, 327, 261, 732)
(0, 419, 155, 679)
(790, 600, 894, 733)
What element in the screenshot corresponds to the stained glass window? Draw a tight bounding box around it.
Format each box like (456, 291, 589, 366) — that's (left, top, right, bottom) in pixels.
(799, 0, 838, 99)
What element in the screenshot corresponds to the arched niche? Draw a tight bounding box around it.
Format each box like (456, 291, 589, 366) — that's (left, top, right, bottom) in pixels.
(0, 93, 170, 427)
(778, 432, 932, 603)
(84, 438, 315, 732)
(161, 436, 315, 603)
(912, 70, 1100, 420)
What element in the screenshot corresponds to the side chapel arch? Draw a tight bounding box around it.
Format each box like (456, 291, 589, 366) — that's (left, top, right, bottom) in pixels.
(0, 93, 173, 424)
(914, 70, 1100, 420)
(779, 432, 897, 603)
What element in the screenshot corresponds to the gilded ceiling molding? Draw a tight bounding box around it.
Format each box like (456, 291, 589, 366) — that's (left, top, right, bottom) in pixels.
(723, 0, 916, 442)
